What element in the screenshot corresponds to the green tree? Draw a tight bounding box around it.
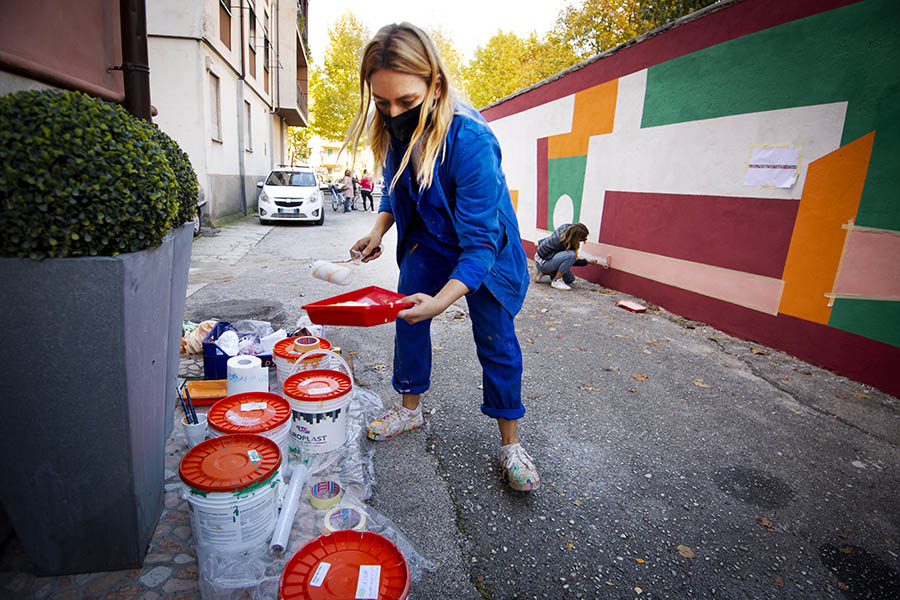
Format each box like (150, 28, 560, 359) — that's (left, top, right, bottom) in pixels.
(550, 0, 651, 59)
(639, 0, 719, 28)
(286, 125, 312, 163)
(550, 0, 719, 60)
(309, 12, 369, 141)
(463, 30, 577, 108)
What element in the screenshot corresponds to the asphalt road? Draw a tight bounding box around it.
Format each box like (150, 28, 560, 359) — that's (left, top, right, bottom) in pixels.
(185, 210, 900, 600)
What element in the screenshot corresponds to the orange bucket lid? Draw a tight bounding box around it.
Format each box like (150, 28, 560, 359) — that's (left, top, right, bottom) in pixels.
(283, 370, 351, 402)
(274, 336, 332, 361)
(280, 530, 410, 600)
(207, 392, 290, 434)
(179, 434, 281, 493)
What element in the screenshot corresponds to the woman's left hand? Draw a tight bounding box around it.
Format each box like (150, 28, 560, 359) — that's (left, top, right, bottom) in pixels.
(397, 293, 447, 324)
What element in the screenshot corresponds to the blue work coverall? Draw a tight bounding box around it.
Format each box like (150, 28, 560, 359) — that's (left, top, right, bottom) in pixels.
(379, 106, 529, 420)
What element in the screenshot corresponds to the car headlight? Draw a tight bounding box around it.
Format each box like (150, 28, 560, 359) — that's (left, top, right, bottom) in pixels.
(259, 190, 270, 204)
(308, 191, 319, 204)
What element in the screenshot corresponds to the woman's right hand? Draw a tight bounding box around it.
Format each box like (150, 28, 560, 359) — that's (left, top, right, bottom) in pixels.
(351, 232, 383, 263)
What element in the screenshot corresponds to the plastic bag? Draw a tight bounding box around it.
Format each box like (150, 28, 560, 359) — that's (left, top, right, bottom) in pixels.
(183, 319, 217, 354)
(292, 314, 324, 338)
(197, 543, 281, 600)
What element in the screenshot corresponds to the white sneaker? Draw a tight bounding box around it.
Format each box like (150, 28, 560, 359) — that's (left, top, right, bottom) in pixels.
(367, 404, 423, 440)
(551, 279, 571, 290)
(500, 443, 541, 491)
(533, 271, 551, 283)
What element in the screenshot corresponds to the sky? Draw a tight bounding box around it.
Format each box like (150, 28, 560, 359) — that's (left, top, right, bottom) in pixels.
(307, 0, 571, 64)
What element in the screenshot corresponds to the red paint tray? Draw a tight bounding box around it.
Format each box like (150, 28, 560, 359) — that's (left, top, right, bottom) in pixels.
(302, 286, 413, 327)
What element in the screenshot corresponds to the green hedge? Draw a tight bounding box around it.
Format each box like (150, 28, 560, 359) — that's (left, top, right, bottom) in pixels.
(146, 124, 198, 227)
(0, 89, 188, 259)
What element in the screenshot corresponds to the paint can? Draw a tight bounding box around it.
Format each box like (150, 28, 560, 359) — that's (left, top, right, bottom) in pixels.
(273, 336, 332, 390)
(282, 350, 353, 455)
(207, 392, 292, 473)
(179, 434, 283, 553)
(279, 531, 410, 600)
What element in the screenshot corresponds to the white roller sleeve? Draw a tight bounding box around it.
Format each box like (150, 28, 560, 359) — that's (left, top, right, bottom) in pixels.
(269, 464, 309, 554)
(311, 260, 352, 285)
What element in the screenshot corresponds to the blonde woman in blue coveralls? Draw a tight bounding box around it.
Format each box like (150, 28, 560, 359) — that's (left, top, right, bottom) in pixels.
(345, 22, 539, 491)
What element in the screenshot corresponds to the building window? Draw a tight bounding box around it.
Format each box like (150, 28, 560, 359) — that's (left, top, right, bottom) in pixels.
(248, 3, 257, 79)
(219, 0, 231, 50)
(245, 100, 252, 151)
(210, 72, 222, 142)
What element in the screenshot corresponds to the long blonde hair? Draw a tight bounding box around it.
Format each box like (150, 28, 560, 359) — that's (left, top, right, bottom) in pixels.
(343, 23, 456, 192)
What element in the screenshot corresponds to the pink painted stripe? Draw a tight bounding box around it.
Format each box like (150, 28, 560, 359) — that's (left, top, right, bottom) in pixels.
(832, 228, 900, 299)
(582, 241, 784, 315)
(482, 0, 860, 122)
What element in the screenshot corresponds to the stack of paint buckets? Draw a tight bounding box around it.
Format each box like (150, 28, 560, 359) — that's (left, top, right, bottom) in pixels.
(281, 349, 354, 456)
(273, 335, 333, 390)
(178, 433, 283, 553)
(179, 391, 295, 553)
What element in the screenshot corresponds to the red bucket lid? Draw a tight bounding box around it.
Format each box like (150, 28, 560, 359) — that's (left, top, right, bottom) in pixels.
(207, 392, 291, 434)
(283, 370, 352, 402)
(280, 530, 410, 600)
(179, 434, 281, 493)
(274, 336, 332, 361)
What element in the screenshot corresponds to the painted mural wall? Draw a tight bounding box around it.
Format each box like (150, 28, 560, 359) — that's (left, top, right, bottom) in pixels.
(483, 0, 900, 396)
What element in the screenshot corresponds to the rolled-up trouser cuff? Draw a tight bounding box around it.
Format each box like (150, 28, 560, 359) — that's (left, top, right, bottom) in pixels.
(481, 404, 525, 420)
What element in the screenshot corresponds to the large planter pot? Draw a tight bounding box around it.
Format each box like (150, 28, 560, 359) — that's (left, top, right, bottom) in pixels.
(164, 222, 194, 438)
(0, 237, 175, 575)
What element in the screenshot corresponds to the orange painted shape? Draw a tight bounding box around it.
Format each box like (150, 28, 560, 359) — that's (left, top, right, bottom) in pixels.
(547, 80, 618, 159)
(510, 189, 519, 213)
(779, 132, 875, 323)
(831, 228, 900, 299)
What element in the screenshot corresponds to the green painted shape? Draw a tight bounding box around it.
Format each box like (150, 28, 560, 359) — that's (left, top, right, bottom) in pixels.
(829, 298, 900, 348)
(642, 0, 900, 230)
(548, 156, 587, 230)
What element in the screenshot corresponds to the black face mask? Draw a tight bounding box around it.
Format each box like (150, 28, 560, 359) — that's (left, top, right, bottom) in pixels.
(379, 102, 427, 146)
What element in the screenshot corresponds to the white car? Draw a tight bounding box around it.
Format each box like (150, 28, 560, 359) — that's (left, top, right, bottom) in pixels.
(257, 166, 325, 225)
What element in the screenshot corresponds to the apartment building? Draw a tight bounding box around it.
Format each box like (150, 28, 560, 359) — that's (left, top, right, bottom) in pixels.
(148, 0, 310, 221)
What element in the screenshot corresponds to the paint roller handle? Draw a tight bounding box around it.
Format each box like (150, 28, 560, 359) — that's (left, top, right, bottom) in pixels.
(176, 387, 193, 424)
(183, 387, 198, 424)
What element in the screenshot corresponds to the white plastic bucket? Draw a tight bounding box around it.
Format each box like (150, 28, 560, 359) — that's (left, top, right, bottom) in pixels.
(179, 435, 283, 553)
(273, 336, 332, 390)
(282, 349, 353, 456)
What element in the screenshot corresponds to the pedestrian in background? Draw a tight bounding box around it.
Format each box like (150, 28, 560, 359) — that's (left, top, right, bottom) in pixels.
(342, 169, 353, 212)
(344, 22, 539, 491)
(534, 222, 602, 290)
(360, 169, 375, 211)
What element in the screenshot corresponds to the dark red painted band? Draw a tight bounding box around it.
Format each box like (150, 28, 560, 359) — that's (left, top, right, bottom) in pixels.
(599, 191, 800, 279)
(536, 137, 549, 230)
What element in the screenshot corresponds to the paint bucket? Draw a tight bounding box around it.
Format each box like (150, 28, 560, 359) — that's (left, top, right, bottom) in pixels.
(279, 530, 410, 600)
(179, 434, 283, 553)
(207, 392, 292, 473)
(282, 349, 353, 455)
(273, 336, 333, 390)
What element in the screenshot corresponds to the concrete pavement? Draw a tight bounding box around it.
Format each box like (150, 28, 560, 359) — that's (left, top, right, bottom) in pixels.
(2, 211, 898, 599)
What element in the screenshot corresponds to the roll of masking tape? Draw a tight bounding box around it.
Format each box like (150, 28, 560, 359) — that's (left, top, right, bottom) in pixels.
(308, 480, 342, 510)
(323, 504, 367, 533)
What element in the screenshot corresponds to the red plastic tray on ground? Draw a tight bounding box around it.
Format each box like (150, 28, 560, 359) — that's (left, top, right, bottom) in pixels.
(302, 286, 413, 327)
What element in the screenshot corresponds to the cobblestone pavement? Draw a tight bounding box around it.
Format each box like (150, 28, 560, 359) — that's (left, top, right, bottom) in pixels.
(0, 356, 222, 599)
